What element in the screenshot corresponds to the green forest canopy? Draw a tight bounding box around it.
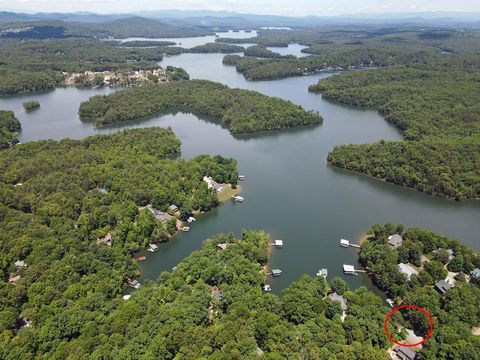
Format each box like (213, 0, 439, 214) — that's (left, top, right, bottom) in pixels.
(359, 223, 480, 359)
(78, 79, 322, 134)
(310, 67, 480, 199)
(0, 110, 21, 149)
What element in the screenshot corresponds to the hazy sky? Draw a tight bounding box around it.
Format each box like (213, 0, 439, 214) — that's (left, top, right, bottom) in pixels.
(1, 0, 479, 16)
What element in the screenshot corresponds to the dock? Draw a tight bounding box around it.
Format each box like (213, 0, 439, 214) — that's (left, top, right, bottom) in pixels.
(343, 264, 366, 275)
(268, 269, 282, 277)
(340, 239, 360, 248)
(270, 240, 283, 248)
(316, 268, 328, 278)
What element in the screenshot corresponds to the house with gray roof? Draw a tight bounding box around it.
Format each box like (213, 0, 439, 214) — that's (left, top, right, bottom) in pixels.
(328, 292, 347, 311)
(435, 279, 454, 295)
(388, 234, 403, 248)
(148, 207, 173, 224)
(393, 346, 416, 360)
(398, 263, 419, 280)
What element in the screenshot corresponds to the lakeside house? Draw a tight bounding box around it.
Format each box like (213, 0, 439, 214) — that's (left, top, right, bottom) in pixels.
(470, 268, 480, 279)
(96, 232, 113, 246)
(433, 248, 454, 261)
(398, 263, 419, 280)
(147, 206, 173, 224)
(203, 176, 224, 192)
(217, 243, 228, 250)
(435, 279, 454, 295)
(329, 292, 347, 311)
(212, 287, 223, 301)
(393, 346, 417, 360)
(14, 260, 26, 268)
(388, 234, 403, 248)
(8, 275, 21, 284)
(168, 204, 179, 213)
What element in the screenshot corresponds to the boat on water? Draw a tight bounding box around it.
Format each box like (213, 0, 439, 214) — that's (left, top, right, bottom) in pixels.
(238, 175, 246, 180)
(232, 195, 244, 202)
(136, 256, 147, 262)
(187, 216, 196, 223)
(263, 284, 272, 292)
(181, 226, 190, 232)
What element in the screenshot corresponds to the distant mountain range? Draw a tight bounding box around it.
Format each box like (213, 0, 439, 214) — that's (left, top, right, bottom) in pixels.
(0, 10, 479, 37)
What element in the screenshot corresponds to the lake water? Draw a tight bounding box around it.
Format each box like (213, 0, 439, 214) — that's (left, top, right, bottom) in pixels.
(1, 48, 479, 294)
(119, 29, 258, 48)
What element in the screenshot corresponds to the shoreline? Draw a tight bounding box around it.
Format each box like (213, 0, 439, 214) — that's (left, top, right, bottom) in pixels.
(133, 182, 243, 266)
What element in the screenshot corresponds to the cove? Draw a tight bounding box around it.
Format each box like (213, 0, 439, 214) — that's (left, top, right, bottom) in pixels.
(1, 50, 479, 294)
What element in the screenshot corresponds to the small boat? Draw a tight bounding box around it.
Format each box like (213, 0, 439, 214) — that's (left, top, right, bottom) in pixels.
(238, 175, 246, 180)
(263, 284, 272, 292)
(232, 195, 244, 202)
(181, 226, 190, 232)
(148, 244, 159, 252)
(136, 256, 147, 262)
(187, 216, 196, 223)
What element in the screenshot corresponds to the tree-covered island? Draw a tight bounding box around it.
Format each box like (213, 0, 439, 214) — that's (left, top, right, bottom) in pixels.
(78, 79, 322, 134)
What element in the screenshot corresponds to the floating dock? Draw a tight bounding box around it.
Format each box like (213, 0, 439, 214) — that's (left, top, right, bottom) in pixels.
(148, 244, 159, 252)
(316, 268, 328, 278)
(342, 264, 366, 275)
(340, 239, 360, 248)
(271, 240, 283, 248)
(271, 269, 282, 277)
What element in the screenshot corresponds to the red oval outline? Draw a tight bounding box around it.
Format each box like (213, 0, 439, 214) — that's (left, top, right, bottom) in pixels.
(383, 304, 433, 347)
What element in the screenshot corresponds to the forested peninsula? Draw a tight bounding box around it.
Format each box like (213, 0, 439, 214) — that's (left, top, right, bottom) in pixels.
(360, 224, 480, 359)
(78, 80, 322, 134)
(0, 111, 21, 149)
(310, 67, 480, 199)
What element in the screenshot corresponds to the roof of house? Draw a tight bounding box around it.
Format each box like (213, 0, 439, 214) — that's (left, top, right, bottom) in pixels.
(471, 268, 480, 278)
(14, 260, 25, 268)
(398, 263, 419, 280)
(168, 204, 178, 211)
(435, 279, 454, 294)
(329, 292, 348, 311)
(394, 346, 417, 360)
(212, 288, 223, 301)
(217, 243, 228, 250)
(388, 234, 403, 247)
(150, 208, 173, 223)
